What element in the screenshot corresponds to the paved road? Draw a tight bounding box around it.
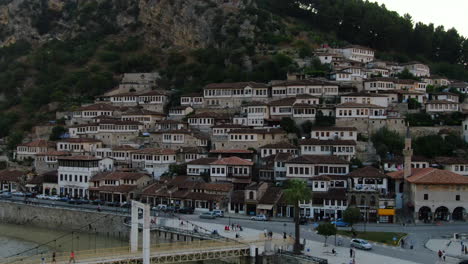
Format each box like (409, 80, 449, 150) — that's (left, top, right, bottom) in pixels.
(179, 214, 468, 264)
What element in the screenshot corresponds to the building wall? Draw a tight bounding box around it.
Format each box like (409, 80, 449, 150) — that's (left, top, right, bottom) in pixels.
(335, 118, 406, 136)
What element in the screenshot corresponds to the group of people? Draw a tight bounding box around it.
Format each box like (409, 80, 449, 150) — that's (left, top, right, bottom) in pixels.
(263, 229, 274, 239)
(438, 250, 447, 261)
(224, 223, 243, 232)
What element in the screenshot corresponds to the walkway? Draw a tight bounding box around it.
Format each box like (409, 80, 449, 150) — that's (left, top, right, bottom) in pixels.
(426, 238, 468, 262)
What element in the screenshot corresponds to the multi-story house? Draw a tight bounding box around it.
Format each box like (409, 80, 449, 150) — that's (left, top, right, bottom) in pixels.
(72, 103, 122, 124)
(108, 90, 170, 112)
(186, 157, 218, 177)
(209, 157, 254, 186)
(431, 92, 459, 103)
(285, 155, 349, 182)
(268, 98, 295, 120)
(425, 100, 459, 114)
(178, 147, 207, 163)
(451, 82, 468, 94)
(168, 106, 194, 120)
(271, 79, 339, 98)
(180, 93, 204, 108)
(364, 77, 396, 92)
(234, 102, 270, 127)
(335, 102, 387, 120)
(118, 72, 158, 92)
(434, 157, 468, 177)
(89, 171, 151, 203)
(69, 120, 143, 147)
(0, 170, 26, 192)
(56, 138, 103, 155)
(258, 152, 293, 182)
(310, 127, 357, 141)
(94, 145, 137, 168)
(57, 155, 114, 199)
(400, 62, 430, 77)
(34, 151, 71, 174)
(338, 45, 375, 63)
(187, 112, 230, 132)
(155, 120, 188, 131)
(15, 139, 56, 161)
(203, 82, 269, 108)
(215, 128, 288, 151)
(121, 109, 166, 129)
(423, 75, 450, 87)
(299, 175, 348, 220)
(299, 139, 356, 161)
(259, 142, 299, 158)
(347, 166, 392, 223)
(340, 92, 389, 108)
(130, 148, 177, 179)
(150, 129, 209, 150)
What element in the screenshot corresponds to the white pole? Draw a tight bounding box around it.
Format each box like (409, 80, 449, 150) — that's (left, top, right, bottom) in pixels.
(143, 203, 151, 264)
(130, 200, 138, 252)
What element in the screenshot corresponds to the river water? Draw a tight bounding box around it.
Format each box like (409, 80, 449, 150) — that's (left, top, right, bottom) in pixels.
(0, 222, 128, 259)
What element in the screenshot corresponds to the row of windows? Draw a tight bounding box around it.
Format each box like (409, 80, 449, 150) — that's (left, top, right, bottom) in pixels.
(59, 174, 88, 183)
(424, 194, 460, 201)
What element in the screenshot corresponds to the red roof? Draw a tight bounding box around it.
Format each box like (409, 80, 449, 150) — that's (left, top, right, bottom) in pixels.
(132, 148, 177, 155)
(209, 149, 254, 154)
(387, 168, 468, 185)
(0, 170, 25, 182)
(210, 156, 254, 166)
(19, 139, 55, 148)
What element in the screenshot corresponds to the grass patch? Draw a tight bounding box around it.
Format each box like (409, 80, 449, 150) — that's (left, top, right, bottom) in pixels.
(337, 230, 406, 245)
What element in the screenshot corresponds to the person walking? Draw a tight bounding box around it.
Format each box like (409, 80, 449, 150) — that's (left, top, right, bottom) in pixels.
(350, 248, 353, 258)
(52, 252, 56, 264)
(41, 255, 45, 264)
(442, 250, 446, 261)
(69, 251, 76, 264)
(264, 229, 268, 238)
(438, 250, 442, 259)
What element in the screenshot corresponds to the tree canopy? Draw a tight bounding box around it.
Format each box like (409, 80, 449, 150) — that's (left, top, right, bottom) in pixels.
(316, 223, 337, 246)
(343, 207, 361, 228)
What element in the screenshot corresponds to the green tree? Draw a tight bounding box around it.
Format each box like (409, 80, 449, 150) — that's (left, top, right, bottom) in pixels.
(284, 179, 312, 254)
(343, 207, 361, 232)
(301, 120, 313, 135)
(6, 131, 24, 151)
(280, 117, 300, 135)
(315, 110, 335, 126)
(49, 126, 67, 141)
(395, 68, 420, 81)
(407, 98, 421, 110)
(316, 223, 337, 246)
(371, 127, 404, 158)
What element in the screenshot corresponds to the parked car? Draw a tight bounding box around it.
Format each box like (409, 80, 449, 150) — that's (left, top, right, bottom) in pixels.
(49, 195, 61, 201)
(0, 192, 12, 198)
(77, 199, 90, 204)
(350, 239, 372, 250)
(36, 194, 49, 200)
(458, 260, 468, 264)
(12, 191, 26, 197)
(60, 197, 70, 202)
(152, 204, 168, 211)
(120, 202, 131, 208)
(178, 207, 194, 214)
(106, 201, 120, 207)
(250, 215, 268, 221)
(299, 217, 308, 225)
(68, 198, 80, 204)
(213, 210, 224, 217)
(91, 199, 105, 205)
(331, 218, 350, 227)
(199, 212, 216, 219)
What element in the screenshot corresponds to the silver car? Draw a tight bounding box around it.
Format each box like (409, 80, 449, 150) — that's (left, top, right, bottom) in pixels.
(350, 238, 372, 250)
(199, 212, 216, 219)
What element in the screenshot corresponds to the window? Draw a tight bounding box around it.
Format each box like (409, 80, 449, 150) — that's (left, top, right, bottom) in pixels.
(249, 191, 254, 200)
(423, 194, 428, 200)
(456, 195, 460, 201)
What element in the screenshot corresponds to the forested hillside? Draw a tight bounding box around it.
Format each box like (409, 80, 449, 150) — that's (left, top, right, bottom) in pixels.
(0, 0, 467, 146)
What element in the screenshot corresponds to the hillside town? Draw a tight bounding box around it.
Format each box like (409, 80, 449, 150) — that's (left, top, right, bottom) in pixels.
(2, 44, 468, 227)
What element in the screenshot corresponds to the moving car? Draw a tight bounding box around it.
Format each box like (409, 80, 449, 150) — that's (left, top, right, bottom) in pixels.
(350, 238, 373, 250)
(213, 210, 224, 217)
(199, 212, 216, 219)
(36, 194, 49, 200)
(0, 192, 12, 198)
(49, 196, 60, 201)
(178, 207, 194, 214)
(12, 192, 26, 197)
(250, 215, 268, 221)
(331, 218, 350, 227)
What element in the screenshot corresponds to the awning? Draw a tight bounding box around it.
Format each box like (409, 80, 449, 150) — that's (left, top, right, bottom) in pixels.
(257, 204, 274, 210)
(378, 209, 395, 216)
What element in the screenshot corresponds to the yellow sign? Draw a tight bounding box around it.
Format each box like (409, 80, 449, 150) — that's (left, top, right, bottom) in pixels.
(378, 209, 395, 216)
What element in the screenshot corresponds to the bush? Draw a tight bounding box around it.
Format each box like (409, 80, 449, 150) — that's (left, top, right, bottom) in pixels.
(371, 127, 404, 158)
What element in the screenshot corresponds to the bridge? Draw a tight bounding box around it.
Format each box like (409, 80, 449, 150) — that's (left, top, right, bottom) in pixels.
(2, 239, 293, 264)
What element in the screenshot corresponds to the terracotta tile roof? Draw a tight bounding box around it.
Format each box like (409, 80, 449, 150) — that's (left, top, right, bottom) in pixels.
(57, 155, 101, 161)
(426, 100, 459, 104)
(347, 166, 386, 178)
(395, 79, 417, 84)
(310, 127, 357, 131)
(365, 77, 396, 82)
(58, 138, 102, 143)
(311, 174, 348, 181)
(336, 102, 385, 108)
(0, 170, 25, 182)
(313, 188, 347, 200)
(209, 149, 254, 154)
(77, 103, 121, 111)
(387, 168, 468, 185)
(344, 92, 388, 97)
(184, 192, 226, 202)
(272, 79, 336, 87)
(262, 152, 293, 163)
(90, 171, 149, 182)
(181, 93, 203, 97)
(41, 170, 58, 183)
(287, 155, 349, 165)
(113, 145, 138, 151)
(229, 128, 286, 134)
(18, 139, 55, 148)
(382, 155, 431, 164)
(27, 175, 44, 185)
(180, 147, 205, 154)
(36, 151, 71, 156)
(187, 157, 218, 165)
(204, 82, 268, 89)
(122, 109, 166, 116)
(89, 185, 137, 193)
(141, 182, 164, 196)
(296, 94, 320, 99)
(132, 148, 177, 155)
(196, 182, 233, 192)
(99, 119, 143, 125)
(434, 157, 468, 165)
(299, 139, 356, 146)
(268, 97, 296, 106)
(210, 156, 254, 166)
(138, 90, 170, 96)
(230, 190, 245, 203)
(189, 112, 229, 119)
(260, 142, 298, 149)
(258, 187, 283, 204)
(241, 101, 269, 107)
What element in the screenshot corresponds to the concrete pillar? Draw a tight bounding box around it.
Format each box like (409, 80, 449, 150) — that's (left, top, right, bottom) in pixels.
(130, 201, 138, 252)
(143, 203, 150, 264)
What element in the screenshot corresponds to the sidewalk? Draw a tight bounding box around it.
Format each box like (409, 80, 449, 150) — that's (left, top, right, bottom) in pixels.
(426, 238, 468, 261)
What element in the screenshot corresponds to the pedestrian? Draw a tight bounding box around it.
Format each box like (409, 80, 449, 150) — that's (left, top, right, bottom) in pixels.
(438, 250, 442, 259)
(352, 258, 356, 264)
(69, 251, 76, 264)
(239, 225, 243, 232)
(41, 255, 45, 264)
(350, 248, 353, 258)
(401, 239, 405, 248)
(463, 244, 466, 255)
(442, 250, 446, 261)
(465, 245, 467, 254)
(264, 229, 268, 238)
(235, 232, 239, 238)
(231, 223, 235, 230)
(283, 232, 287, 239)
(52, 251, 56, 264)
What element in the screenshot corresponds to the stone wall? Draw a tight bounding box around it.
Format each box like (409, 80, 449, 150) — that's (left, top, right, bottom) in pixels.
(0, 201, 129, 239)
(335, 118, 406, 136)
(409, 126, 461, 138)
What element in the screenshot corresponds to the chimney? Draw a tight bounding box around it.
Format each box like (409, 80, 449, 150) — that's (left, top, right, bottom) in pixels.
(403, 125, 413, 179)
